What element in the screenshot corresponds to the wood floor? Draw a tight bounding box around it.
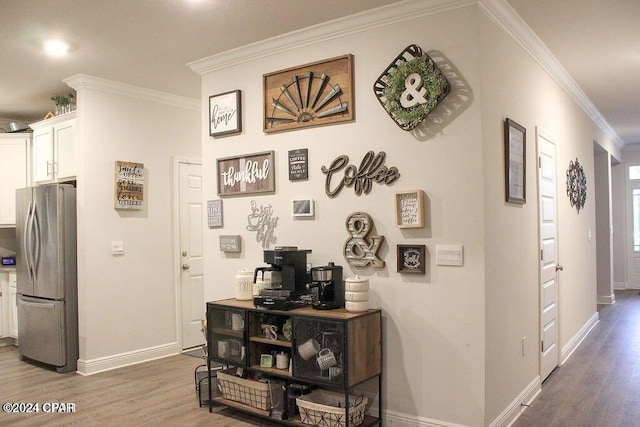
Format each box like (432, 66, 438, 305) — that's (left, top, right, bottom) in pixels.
(0, 346, 278, 426)
(514, 289, 640, 427)
(2, 290, 639, 426)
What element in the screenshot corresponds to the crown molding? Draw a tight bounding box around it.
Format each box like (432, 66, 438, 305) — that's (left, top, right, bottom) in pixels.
(187, 0, 476, 75)
(479, 0, 625, 150)
(64, 74, 200, 111)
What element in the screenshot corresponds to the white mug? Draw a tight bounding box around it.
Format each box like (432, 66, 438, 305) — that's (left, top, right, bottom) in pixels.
(231, 313, 244, 330)
(316, 348, 337, 370)
(276, 352, 289, 370)
(297, 338, 320, 360)
(229, 339, 242, 356)
(217, 340, 229, 358)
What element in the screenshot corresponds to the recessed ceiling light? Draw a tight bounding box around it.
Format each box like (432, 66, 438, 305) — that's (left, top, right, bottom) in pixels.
(43, 39, 70, 57)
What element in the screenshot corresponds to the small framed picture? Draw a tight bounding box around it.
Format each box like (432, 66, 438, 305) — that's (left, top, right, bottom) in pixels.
(209, 90, 242, 137)
(397, 245, 426, 274)
(394, 190, 425, 228)
(292, 199, 314, 217)
(504, 118, 526, 204)
(260, 354, 273, 368)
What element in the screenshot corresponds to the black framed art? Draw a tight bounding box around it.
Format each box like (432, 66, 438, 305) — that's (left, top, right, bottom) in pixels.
(504, 118, 526, 204)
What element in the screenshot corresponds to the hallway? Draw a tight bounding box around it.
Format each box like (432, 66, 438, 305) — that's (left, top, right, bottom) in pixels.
(513, 289, 640, 426)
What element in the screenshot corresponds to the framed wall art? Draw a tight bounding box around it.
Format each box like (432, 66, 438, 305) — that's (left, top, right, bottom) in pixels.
(288, 148, 308, 181)
(207, 199, 223, 228)
(394, 190, 424, 228)
(504, 118, 526, 204)
(263, 55, 354, 133)
(209, 90, 241, 137)
(217, 151, 275, 197)
(397, 245, 426, 274)
(114, 161, 144, 210)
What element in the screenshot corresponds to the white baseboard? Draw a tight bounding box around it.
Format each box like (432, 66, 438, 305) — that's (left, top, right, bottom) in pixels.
(382, 408, 468, 427)
(490, 377, 541, 427)
(76, 342, 180, 376)
(613, 281, 626, 290)
(597, 293, 616, 305)
(560, 312, 599, 365)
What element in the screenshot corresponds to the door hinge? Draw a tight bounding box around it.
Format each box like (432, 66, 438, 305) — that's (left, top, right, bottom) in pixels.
(539, 156, 542, 168)
(541, 341, 544, 352)
(540, 249, 543, 261)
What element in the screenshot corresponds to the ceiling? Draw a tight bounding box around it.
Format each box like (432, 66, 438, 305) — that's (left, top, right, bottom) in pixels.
(1, 0, 638, 146)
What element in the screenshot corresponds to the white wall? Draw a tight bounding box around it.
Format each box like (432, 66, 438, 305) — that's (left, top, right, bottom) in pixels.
(197, 3, 485, 425)
(66, 76, 200, 372)
(594, 149, 613, 303)
(192, 0, 621, 425)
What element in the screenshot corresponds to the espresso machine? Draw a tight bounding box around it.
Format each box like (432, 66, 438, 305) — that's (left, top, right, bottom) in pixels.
(253, 246, 312, 310)
(307, 262, 344, 310)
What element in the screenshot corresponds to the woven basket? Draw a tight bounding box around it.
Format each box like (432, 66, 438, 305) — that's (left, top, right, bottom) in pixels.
(297, 389, 368, 427)
(217, 369, 272, 410)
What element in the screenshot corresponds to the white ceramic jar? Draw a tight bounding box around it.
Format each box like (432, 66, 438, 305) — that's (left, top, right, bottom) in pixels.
(234, 268, 254, 300)
(344, 275, 370, 312)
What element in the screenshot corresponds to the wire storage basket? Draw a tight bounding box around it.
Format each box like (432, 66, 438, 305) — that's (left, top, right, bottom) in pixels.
(297, 389, 368, 427)
(217, 368, 272, 410)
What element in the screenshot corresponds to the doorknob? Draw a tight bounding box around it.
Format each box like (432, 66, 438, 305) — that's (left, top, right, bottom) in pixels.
(182, 264, 190, 270)
(556, 264, 564, 272)
(182, 251, 187, 257)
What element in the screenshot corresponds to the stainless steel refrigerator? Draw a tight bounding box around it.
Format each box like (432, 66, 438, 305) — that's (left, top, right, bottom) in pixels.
(15, 184, 78, 373)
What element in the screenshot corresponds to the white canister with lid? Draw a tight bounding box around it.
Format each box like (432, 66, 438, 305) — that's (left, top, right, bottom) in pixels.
(234, 268, 254, 300)
(344, 275, 369, 292)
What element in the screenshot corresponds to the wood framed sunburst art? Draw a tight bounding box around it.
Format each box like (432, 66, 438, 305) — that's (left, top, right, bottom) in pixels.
(263, 55, 354, 133)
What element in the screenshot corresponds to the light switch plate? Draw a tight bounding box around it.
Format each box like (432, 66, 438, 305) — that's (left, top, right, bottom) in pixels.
(436, 244, 463, 266)
(111, 241, 124, 256)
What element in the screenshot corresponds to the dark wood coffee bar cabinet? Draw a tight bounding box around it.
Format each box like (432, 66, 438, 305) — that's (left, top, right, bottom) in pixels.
(206, 299, 382, 426)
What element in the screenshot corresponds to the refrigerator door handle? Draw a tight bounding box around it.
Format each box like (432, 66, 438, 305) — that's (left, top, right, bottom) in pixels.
(23, 201, 34, 282)
(32, 201, 41, 281)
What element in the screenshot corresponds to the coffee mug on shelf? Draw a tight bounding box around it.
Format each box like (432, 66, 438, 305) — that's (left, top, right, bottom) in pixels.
(229, 339, 242, 356)
(298, 338, 321, 360)
(231, 313, 244, 330)
(217, 340, 230, 358)
(316, 348, 337, 370)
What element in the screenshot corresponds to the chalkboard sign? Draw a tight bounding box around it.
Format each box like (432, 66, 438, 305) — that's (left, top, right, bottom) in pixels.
(115, 161, 144, 210)
(207, 200, 223, 228)
(288, 148, 308, 181)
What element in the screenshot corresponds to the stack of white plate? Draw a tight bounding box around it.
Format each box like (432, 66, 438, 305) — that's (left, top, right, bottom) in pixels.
(344, 275, 370, 312)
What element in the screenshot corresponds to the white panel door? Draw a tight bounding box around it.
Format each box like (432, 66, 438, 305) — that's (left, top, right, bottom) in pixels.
(538, 129, 560, 381)
(179, 162, 204, 350)
(627, 178, 640, 288)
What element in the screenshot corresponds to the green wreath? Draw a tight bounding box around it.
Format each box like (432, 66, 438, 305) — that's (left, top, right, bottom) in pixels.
(382, 57, 449, 129)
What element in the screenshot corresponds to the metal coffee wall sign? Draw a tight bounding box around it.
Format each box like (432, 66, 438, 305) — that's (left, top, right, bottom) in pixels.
(217, 151, 275, 197)
(114, 161, 144, 210)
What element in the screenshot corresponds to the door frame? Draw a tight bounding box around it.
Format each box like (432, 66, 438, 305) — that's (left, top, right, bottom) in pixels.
(172, 157, 202, 351)
(536, 127, 560, 381)
(625, 162, 640, 289)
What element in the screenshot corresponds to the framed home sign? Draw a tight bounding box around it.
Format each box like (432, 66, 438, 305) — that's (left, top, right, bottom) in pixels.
(504, 118, 526, 204)
(217, 151, 275, 197)
(209, 90, 241, 137)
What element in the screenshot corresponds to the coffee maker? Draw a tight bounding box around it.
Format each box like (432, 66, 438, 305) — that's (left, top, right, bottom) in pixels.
(307, 262, 344, 310)
(253, 246, 312, 310)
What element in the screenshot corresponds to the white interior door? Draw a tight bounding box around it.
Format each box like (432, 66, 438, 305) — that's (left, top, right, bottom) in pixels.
(179, 162, 204, 350)
(537, 129, 560, 381)
(626, 171, 640, 288)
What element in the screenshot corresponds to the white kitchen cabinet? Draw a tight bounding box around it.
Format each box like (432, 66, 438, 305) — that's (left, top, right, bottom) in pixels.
(0, 133, 30, 227)
(30, 112, 76, 184)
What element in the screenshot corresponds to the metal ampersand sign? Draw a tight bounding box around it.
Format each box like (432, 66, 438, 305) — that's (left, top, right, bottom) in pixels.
(343, 212, 385, 268)
(566, 158, 587, 213)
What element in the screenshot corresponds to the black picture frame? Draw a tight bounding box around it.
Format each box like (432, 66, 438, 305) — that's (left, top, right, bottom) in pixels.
(209, 90, 241, 137)
(504, 118, 526, 204)
(397, 244, 426, 274)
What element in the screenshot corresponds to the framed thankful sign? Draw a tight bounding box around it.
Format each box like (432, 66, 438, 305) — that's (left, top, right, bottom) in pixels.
(216, 151, 275, 197)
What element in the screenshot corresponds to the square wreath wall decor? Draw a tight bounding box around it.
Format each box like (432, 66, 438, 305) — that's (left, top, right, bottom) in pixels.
(263, 55, 354, 133)
(373, 44, 450, 131)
